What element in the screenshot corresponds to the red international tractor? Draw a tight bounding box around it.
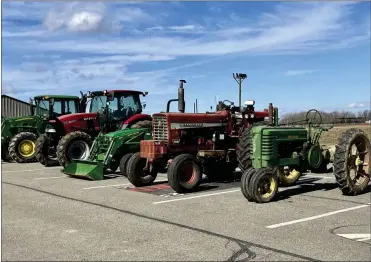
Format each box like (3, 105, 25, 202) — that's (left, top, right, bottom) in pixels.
(35, 90, 152, 168)
(126, 78, 276, 193)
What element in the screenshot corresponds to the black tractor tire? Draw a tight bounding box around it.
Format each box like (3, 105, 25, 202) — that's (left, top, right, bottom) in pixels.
(127, 152, 158, 186)
(249, 168, 278, 203)
(8, 132, 37, 163)
(1, 143, 13, 162)
(129, 120, 152, 129)
(35, 134, 59, 167)
(167, 154, 203, 193)
(334, 128, 371, 195)
(240, 167, 256, 201)
(56, 131, 93, 168)
(108, 161, 120, 173)
(236, 128, 253, 172)
(119, 153, 134, 177)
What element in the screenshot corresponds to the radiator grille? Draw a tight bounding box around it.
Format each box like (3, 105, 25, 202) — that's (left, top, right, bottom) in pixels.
(153, 116, 168, 141)
(261, 133, 273, 157)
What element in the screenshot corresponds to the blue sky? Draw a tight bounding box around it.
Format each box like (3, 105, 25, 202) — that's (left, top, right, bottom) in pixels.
(2, 1, 370, 115)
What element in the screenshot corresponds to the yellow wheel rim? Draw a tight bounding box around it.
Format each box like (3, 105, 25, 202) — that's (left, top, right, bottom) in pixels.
(277, 167, 301, 184)
(259, 175, 277, 199)
(18, 139, 35, 157)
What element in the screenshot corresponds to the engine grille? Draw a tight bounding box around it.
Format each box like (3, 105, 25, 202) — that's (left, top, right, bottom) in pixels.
(153, 115, 168, 141)
(261, 133, 273, 157)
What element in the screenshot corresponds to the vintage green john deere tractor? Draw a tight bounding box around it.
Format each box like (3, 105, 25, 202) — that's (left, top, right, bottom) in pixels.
(61, 93, 152, 180)
(1, 95, 82, 163)
(239, 109, 370, 203)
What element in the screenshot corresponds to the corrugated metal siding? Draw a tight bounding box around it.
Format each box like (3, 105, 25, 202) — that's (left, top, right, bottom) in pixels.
(1, 95, 33, 118)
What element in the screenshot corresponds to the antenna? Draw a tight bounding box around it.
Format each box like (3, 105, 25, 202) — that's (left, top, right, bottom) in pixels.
(233, 73, 247, 113)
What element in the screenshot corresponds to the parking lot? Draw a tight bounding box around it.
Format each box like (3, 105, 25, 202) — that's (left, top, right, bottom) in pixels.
(2, 161, 371, 261)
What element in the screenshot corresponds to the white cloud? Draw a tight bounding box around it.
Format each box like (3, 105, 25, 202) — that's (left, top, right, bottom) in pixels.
(347, 102, 371, 109)
(284, 70, 314, 76)
(20, 2, 368, 57)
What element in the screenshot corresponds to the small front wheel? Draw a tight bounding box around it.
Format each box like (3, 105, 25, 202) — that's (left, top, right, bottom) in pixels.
(249, 168, 278, 203)
(167, 154, 202, 193)
(127, 152, 158, 186)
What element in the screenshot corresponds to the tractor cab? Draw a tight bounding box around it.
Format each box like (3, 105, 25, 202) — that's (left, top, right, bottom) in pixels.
(86, 90, 148, 131)
(32, 95, 82, 120)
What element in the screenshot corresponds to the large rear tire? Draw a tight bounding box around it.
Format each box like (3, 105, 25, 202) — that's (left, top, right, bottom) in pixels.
(119, 153, 134, 177)
(56, 131, 92, 167)
(334, 128, 371, 195)
(236, 128, 253, 172)
(8, 132, 37, 163)
(35, 134, 59, 166)
(127, 152, 158, 186)
(1, 143, 12, 162)
(167, 154, 202, 193)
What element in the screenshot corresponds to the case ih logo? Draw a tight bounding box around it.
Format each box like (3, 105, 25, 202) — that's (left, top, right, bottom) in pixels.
(84, 117, 96, 121)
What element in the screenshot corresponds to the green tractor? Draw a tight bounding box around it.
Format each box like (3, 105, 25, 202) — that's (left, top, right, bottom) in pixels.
(1, 95, 82, 163)
(61, 93, 152, 180)
(238, 109, 370, 203)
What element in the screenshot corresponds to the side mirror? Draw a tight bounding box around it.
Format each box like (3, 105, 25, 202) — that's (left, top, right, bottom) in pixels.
(142, 102, 147, 109)
(143, 91, 148, 97)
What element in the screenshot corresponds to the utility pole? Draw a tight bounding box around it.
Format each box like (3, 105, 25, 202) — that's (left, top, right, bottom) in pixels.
(233, 73, 247, 112)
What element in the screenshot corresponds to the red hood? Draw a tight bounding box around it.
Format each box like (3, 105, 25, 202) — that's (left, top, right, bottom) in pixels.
(58, 112, 98, 121)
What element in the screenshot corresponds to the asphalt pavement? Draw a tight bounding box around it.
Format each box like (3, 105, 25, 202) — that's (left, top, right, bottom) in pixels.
(1, 162, 370, 261)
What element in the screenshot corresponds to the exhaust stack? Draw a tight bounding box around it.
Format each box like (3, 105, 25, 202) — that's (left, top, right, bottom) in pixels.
(178, 80, 186, 113)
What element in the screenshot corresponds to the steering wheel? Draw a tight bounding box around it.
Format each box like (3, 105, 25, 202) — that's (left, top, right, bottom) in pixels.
(305, 109, 322, 128)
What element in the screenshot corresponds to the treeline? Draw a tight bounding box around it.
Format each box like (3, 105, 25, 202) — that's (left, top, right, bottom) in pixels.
(279, 109, 371, 125)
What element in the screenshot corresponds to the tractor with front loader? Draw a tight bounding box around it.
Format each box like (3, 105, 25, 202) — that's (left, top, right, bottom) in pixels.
(1, 95, 82, 163)
(126, 78, 274, 193)
(239, 109, 370, 203)
(35, 89, 152, 168)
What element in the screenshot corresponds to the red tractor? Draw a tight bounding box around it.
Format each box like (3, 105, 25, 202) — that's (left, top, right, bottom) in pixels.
(35, 90, 152, 168)
(126, 79, 275, 193)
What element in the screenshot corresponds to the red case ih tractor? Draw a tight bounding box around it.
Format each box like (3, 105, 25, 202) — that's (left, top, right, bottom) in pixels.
(35, 90, 152, 168)
(126, 79, 275, 193)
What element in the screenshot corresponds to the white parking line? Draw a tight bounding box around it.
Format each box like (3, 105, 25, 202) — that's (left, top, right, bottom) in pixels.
(33, 176, 68, 180)
(337, 233, 371, 242)
(82, 183, 131, 190)
(153, 189, 241, 204)
(3, 167, 61, 173)
(266, 203, 371, 229)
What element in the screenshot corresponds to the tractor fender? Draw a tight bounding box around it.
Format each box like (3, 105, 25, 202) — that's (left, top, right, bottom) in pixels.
(122, 114, 152, 129)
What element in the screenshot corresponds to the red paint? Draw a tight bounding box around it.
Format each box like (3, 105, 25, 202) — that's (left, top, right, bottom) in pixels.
(57, 112, 100, 134)
(124, 114, 152, 125)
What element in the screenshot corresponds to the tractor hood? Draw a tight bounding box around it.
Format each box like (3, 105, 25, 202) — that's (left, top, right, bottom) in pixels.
(57, 112, 98, 122)
(2, 115, 39, 123)
(104, 127, 151, 139)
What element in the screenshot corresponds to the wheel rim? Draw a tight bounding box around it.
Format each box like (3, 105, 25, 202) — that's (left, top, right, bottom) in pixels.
(347, 137, 370, 186)
(258, 173, 276, 199)
(67, 140, 89, 160)
(278, 167, 300, 182)
(18, 140, 35, 157)
(179, 161, 197, 185)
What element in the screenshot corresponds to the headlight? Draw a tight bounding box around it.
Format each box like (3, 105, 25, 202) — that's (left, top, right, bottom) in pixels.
(46, 128, 56, 133)
(244, 100, 255, 106)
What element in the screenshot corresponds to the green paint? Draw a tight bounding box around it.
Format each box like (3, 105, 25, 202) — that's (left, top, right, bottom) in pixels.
(62, 127, 152, 180)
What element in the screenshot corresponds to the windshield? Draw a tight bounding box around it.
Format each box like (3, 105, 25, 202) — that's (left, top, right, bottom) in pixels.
(89, 93, 142, 120)
(34, 98, 79, 117)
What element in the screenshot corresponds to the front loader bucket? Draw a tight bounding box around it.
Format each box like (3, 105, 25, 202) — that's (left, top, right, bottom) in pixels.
(62, 159, 104, 180)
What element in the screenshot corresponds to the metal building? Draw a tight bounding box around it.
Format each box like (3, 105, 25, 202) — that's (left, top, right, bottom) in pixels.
(1, 95, 33, 118)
